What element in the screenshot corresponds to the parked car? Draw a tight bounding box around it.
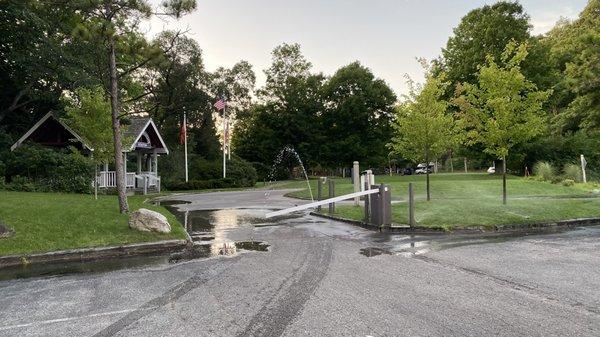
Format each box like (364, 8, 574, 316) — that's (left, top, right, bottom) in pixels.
(487, 166, 496, 174)
(415, 162, 434, 175)
(403, 167, 413, 175)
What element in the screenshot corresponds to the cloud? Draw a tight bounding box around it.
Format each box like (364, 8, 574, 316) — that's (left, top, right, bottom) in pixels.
(530, 7, 578, 35)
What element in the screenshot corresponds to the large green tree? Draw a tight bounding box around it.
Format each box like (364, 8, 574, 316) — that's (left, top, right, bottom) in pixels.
(234, 43, 325, 174)
(0, 0, 97, 139)
(440, 1, 529, 86)
(389, 68, 460, 201)
(71, 0, 196, 213)
(321, 62, 396, 169)
(454, 42, 551, 204)
(544, 0, 600, 133)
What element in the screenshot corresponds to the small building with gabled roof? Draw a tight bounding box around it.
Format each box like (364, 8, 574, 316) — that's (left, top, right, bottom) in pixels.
(11, 113, 169, 194)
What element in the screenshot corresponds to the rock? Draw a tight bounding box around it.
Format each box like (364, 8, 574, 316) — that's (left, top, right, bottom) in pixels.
(129, 209, 171, 233)
(0, 221, 12, 238)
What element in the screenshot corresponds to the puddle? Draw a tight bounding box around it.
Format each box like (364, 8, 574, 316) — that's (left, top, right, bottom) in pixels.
(360, 247, 393, 257)
(360, 225, 600, 257)
(0, 207, 278, 281)
(152, 199, 191, 206)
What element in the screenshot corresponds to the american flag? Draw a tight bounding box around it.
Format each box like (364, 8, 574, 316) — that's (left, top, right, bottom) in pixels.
(214, 98, 226, 111)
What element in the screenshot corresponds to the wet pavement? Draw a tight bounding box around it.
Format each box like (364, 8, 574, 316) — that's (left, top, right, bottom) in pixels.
(1, 188, 599, 336)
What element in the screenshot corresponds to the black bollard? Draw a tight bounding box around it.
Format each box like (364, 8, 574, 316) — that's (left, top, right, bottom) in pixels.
(328, 179, 335, 214)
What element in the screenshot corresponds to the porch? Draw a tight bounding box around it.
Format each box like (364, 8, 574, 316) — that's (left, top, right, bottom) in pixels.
(94, 117, 169, 195)
(96, 171, 161, 193)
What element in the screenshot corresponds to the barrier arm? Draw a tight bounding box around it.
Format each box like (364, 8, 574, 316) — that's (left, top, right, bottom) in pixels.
(265, 188, 380, 218)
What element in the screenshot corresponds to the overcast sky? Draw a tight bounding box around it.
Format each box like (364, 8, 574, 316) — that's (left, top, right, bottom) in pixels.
(143, 0, 586, 97)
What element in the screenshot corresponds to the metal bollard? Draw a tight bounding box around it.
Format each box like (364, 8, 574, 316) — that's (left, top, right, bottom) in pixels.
(328, 179, 335, 214)
(364, 181, 370, 223)
(317, 177, 323, 212)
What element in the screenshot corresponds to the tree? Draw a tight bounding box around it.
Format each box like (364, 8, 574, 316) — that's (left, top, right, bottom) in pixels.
(62, 86, 115, 164)
(389, 66, 460, 201)
(234, 43, 325, 174)
(0, 0, 98, 140)
(73, 0, 196, 213)
(440, 1, 530, 87)
(321, 62, 396, 169)
(453, 42, 551, 204)
(545, 0, 600, 133)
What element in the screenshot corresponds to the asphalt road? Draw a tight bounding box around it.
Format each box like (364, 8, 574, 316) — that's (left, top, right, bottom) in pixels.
(1, 189, 599, 336)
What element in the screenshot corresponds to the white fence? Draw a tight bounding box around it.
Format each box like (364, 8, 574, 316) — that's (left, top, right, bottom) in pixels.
(96, 171, 138, 188)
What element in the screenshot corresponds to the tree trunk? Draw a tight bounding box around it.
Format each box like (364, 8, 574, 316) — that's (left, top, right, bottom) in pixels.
(426, 149, 431, 201)
(107, 33, 129, 214)
(502, 156, 507, 205)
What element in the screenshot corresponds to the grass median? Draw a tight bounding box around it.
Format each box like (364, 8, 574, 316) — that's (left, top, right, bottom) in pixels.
(276, 173, 600, 230)
(0, 191, 187, 256)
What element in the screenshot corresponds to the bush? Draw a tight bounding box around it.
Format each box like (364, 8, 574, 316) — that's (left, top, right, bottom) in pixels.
(163, 178, 241, 191)
(563, 163, 583, 182)
(533, 161, 556, 182)
(187, 155, 257, 187)
(5, 144, 94, 193)
(561, 179, 575, 187)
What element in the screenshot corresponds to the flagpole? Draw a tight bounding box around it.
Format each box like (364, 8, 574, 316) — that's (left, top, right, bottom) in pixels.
(227, 118, 231, 160)
(223, 105, 227, 178)
(184, 112, 188, 182)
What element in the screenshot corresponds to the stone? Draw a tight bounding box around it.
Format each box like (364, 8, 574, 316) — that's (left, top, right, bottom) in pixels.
(0, 221, 12, 238)
(128, 208, 171, 233)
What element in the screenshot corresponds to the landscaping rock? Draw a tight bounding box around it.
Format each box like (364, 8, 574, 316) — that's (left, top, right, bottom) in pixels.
(129, 209, 171, 233)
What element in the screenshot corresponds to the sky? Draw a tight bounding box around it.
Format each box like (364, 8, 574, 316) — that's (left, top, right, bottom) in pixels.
(143, 0, 587, 97)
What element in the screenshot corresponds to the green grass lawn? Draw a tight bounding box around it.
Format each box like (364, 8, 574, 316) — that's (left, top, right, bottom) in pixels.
(0, 191, 187, 256)
(274, 173, 600, 230)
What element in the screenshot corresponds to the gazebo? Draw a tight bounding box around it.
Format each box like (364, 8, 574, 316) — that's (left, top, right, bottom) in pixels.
(11, 113, 169, 194)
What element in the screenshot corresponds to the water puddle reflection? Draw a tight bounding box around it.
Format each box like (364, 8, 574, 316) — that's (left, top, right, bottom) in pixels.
(361, 225, 600, 257)
(0, 203, 279, 281)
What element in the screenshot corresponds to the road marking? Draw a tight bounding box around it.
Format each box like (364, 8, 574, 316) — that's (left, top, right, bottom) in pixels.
(0, 307, 158, 331)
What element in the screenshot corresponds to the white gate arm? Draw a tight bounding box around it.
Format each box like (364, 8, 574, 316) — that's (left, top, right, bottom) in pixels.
(265, 188, 380, 218)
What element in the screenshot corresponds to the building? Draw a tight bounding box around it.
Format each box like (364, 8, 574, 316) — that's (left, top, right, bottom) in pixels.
(10, 112, 169, 194)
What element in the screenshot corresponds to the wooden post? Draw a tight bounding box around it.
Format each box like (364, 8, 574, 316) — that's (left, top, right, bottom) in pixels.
(408, 183, 415, 227)
(353, 161, 360, 206)
(136, 152, 142, 174)
(94, 164, 98, 200)
(328, 179, 335, 214)
(123, 152, 127, 188)
(152, 150, 158, 176)
(502, 156, 507, 205)
(581, 154, 587, 183)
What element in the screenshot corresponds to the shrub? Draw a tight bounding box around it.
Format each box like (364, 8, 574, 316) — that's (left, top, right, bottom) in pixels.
(187, 155, 257, 187)
(561, 179, 575, 187)
(5, 144, 94, 193)
(163, 178, 240, 191)
(563, 163, 583, 182)
(533, 161, 555, 182)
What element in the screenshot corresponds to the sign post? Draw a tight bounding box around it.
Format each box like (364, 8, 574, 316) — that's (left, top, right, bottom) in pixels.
(581, 154, 587, 184)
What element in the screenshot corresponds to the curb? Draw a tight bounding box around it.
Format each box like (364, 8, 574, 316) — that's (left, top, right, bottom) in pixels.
(0, 239, 188, 269)
(310, 212, 600, 234)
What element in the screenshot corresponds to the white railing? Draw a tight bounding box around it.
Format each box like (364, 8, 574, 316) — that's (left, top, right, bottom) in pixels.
(96, 171, 136, 188)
